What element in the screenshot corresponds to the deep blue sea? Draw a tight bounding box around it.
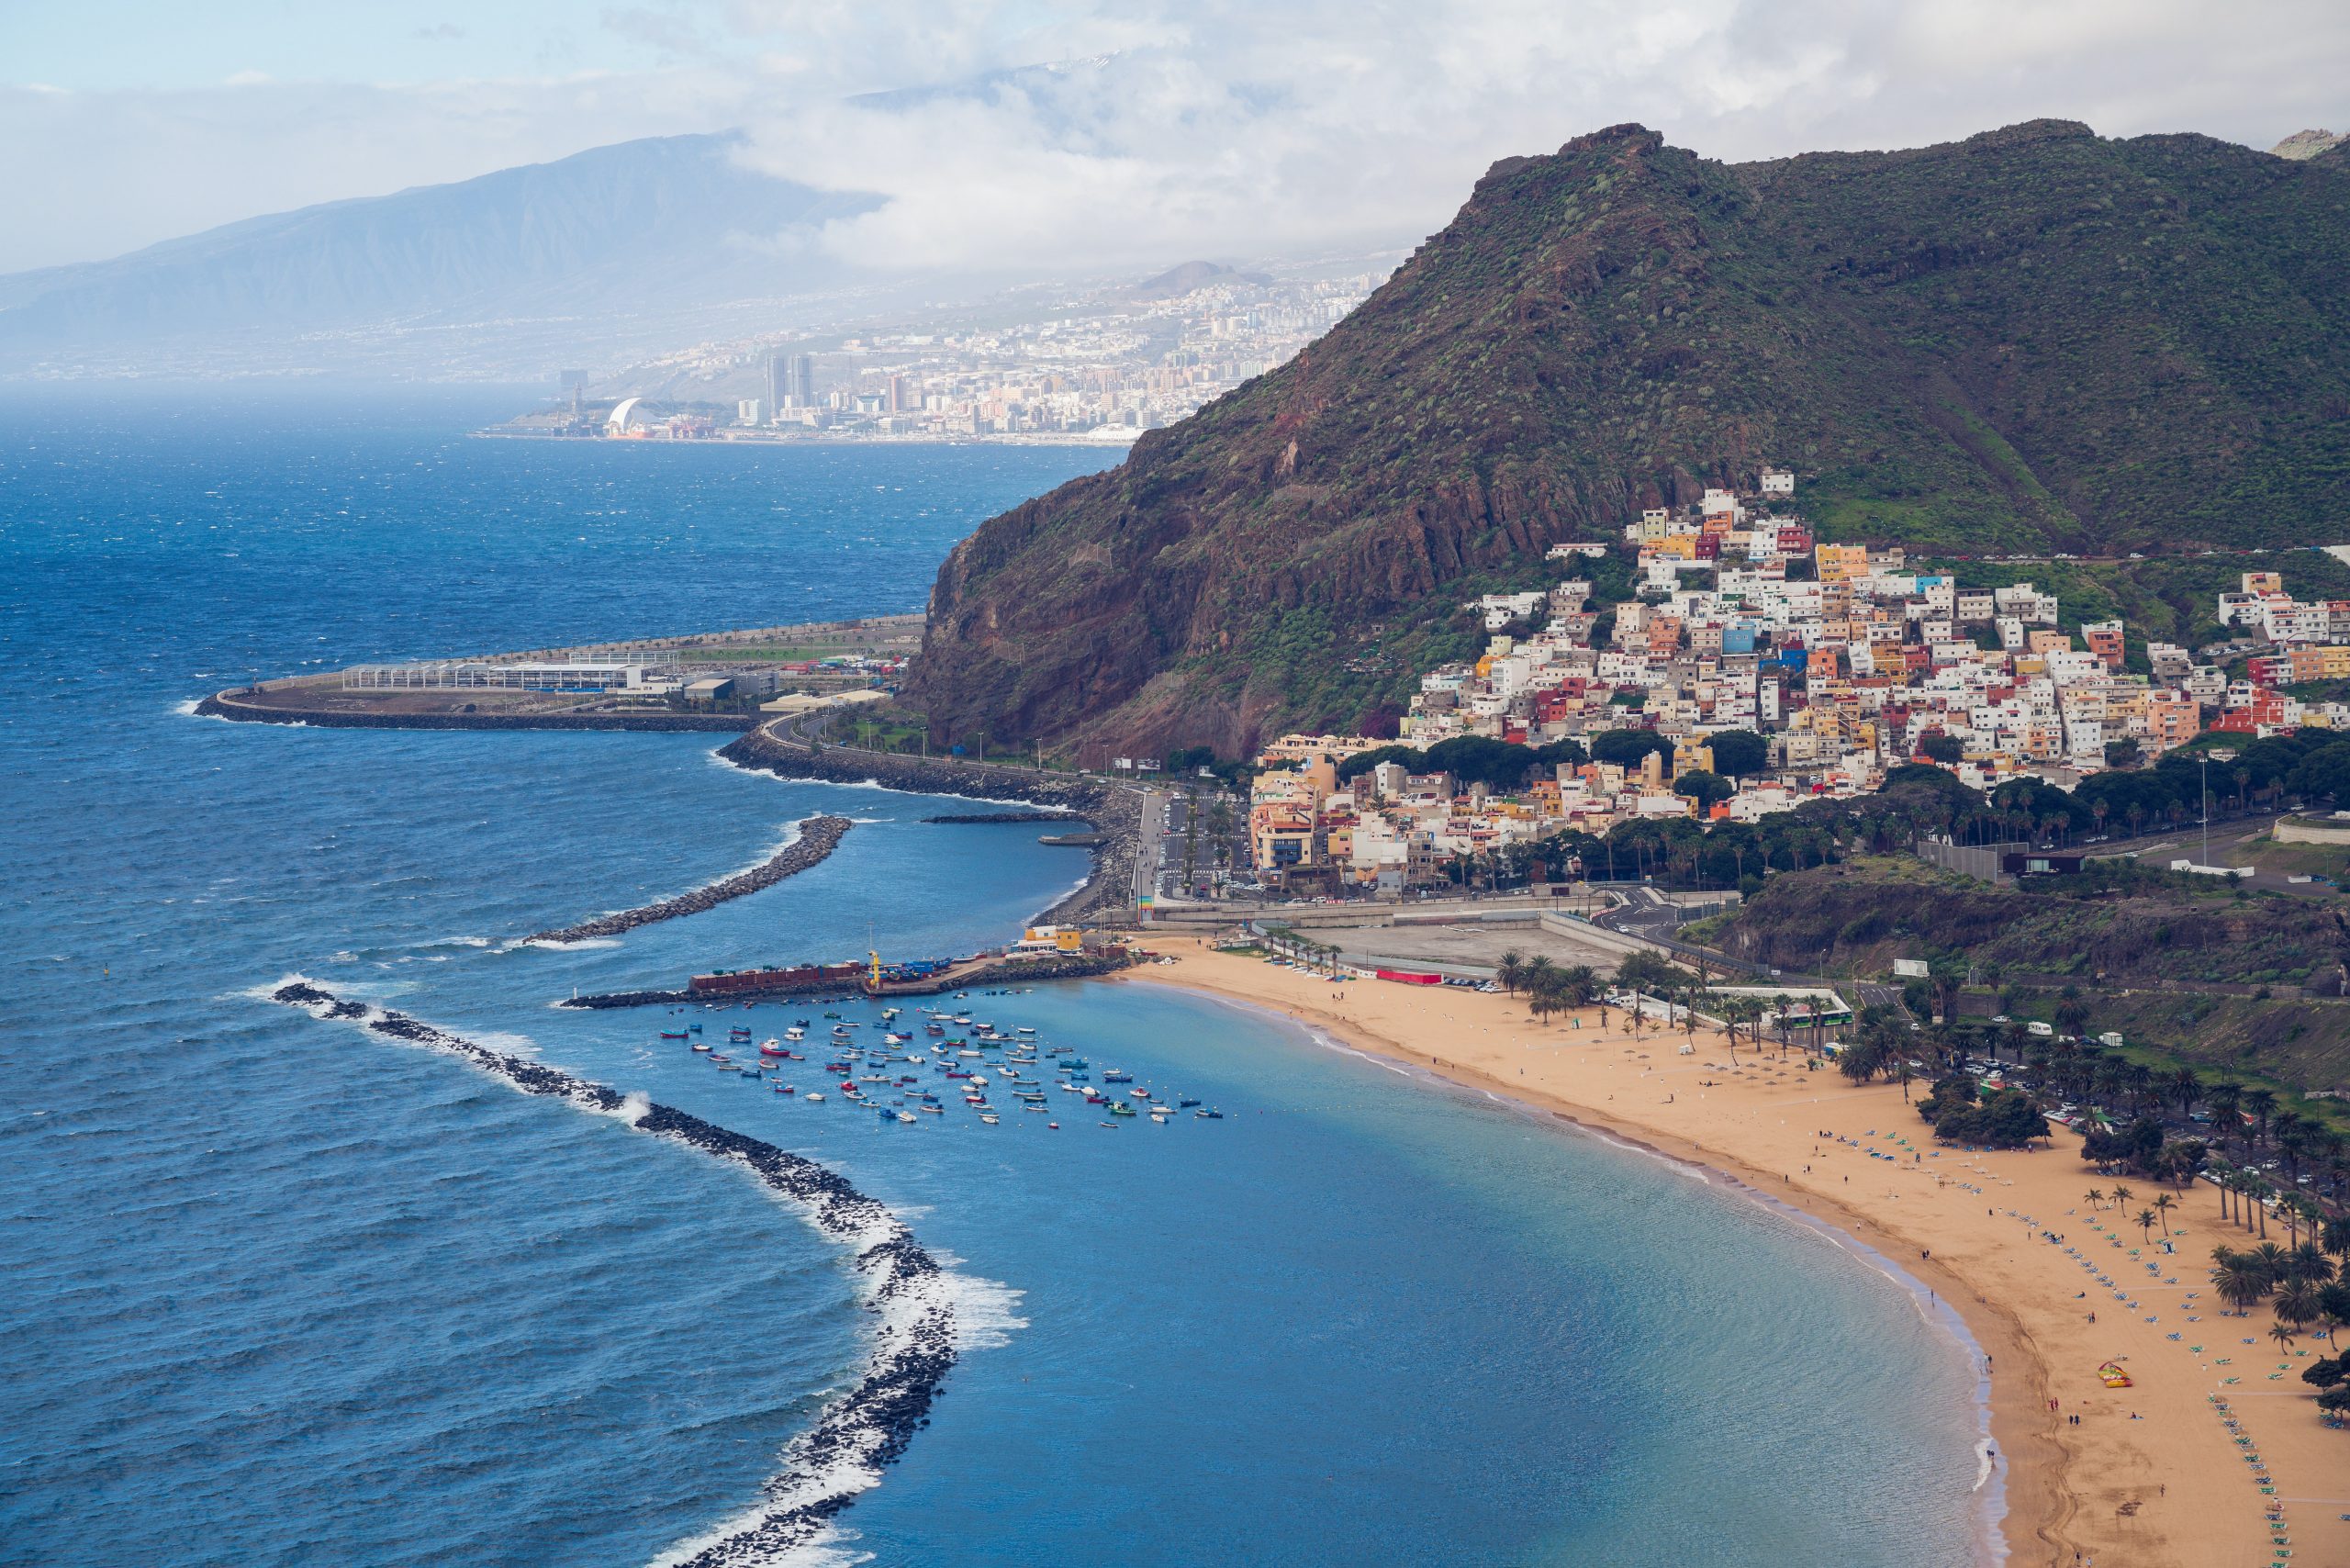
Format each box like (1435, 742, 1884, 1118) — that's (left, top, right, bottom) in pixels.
(1, 387, 1986, 1566)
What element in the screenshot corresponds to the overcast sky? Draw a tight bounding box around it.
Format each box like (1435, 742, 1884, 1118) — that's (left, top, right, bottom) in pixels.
(5, 0, 2347, 275)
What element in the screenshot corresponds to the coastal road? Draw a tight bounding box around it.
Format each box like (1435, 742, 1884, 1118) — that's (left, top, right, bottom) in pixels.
(1134, 790, 1169, 914)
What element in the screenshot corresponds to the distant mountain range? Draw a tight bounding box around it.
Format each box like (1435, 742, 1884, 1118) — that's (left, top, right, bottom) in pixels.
(908, 119, 2350, 756)
(0, 133, 881, 378)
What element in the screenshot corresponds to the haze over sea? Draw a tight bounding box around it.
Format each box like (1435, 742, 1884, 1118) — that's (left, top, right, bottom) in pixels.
(2, 386, 1983, 1566)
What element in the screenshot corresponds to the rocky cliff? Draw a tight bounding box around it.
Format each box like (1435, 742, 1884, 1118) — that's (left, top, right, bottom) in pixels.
(908, 120, 2350, 756)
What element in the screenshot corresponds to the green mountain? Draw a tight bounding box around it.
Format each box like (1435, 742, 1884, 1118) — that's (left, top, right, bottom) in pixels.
(910, 120, 2350, 756)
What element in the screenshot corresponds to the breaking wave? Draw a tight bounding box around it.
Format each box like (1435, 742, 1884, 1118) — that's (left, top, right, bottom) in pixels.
(266, 978, 998, 1567)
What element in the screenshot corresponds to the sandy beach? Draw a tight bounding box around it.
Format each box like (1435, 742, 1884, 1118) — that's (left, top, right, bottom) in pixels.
(1129, 943, 2345, 1568)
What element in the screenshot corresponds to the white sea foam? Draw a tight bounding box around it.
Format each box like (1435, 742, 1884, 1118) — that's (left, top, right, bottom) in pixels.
(260, 979, 1008, 1568)
(171, 698, 202, 716)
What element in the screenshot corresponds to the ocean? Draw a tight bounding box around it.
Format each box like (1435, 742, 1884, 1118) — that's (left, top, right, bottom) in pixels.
(0, 386, 1986, 1566)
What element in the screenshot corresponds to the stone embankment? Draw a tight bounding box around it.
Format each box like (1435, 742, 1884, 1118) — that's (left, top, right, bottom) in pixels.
(720, 722, 1141, 926)
(196, 688, 753, 734)
(921, 812, 1079, 824)
(527, 815, 852, 944)
(562, 950, 1131, 1011)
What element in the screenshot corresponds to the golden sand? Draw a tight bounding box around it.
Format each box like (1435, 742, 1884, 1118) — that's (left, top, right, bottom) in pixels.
(1127, 942, 2346, 1568)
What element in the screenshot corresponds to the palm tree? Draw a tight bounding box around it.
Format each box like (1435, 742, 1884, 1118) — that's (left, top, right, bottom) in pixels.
(2110, 1183, 2135, 1213)
(2268, 1321, 2299, 1357)
(2168, 1068, 2203, 1120)
(2244, 1086, 2278, 1150)
(1893, 1059, 1917, 1103)
(2208, 1082, 2244, 1157)
(1496, 949, 1527, 997)
(1520, 956, 1559, 1013)
(2135, 1207, 2159, 1246)
(2085, 1187, 2106, 1211)
(2211, 1250, 2267, 1316)
(2154, 1193, 2177, 1234)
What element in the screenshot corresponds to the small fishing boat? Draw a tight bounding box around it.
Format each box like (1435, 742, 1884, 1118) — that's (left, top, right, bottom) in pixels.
(979, 1114, 999, 1125)
(1016, 1026, 1036, 1036)
(759, 1040, 784, 1057)
(924, 1023, 945, 1036)
(730, 1026, 753, 1042)
(784, 1026, 807, 1042)
(776, 1084, 796, 1095)
(805, 1092, 825, 1103)
(1178, 1097, 1201, 1108)
(1102, 1070, 1133, 1083)
(1194, 1108, 1223, 1119)
(660, 1029, 689, 1041)
(897, 1111, 917, 1124)
(692, 1043, 712, 1054)
(1108, 1101, 1136, 1116)
(1047, 1122, 1059, 1129)
(1098, 1122, 1117, 1129)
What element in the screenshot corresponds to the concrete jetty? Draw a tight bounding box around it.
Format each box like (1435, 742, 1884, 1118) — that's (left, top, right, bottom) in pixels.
(527, 815, 852, 944)
(719, 722, 1142, 926)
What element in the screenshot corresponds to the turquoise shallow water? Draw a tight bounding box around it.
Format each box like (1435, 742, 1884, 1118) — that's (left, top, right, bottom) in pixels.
(0, 387, 1986, 1566)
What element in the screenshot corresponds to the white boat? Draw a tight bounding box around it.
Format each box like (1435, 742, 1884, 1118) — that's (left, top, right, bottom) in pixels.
(979, 1114, 1000, 1125)
(805, 1092, 826, 1103)
(896, 1111, 917, 1124)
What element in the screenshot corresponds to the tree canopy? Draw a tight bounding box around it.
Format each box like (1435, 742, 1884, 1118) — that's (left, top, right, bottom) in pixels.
(1590, 728, 1671, 768)
(1705, 729, 1770, 778)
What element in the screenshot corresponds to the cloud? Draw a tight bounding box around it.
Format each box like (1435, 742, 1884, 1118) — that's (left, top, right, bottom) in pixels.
(6, 0, 2349, 278)
(721, 0, 2350, 274)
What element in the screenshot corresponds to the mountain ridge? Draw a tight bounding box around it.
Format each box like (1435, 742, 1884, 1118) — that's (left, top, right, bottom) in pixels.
(906, 119, 2350, 757)
(0, 133, 878, 375)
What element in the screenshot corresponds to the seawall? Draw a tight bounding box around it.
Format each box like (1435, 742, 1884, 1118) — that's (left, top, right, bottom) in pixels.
(196, 689, 754, 734)
(719, 723, 1142, 926)
(527, 815, 853, 944)
(564, 951, 1132, 1011)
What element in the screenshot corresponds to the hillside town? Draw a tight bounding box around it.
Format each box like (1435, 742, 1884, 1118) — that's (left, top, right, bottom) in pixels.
(1247, 470, 2350, 891)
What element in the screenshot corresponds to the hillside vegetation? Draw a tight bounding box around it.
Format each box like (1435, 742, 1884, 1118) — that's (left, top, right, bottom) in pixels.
(911, 120, 2350, 754)
(1718, 857, 2350, 1096)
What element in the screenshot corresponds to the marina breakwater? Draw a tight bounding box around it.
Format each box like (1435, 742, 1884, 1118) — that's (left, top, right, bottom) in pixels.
(560, 950, 1135, 1010)
(196, 688, 754, 733)
(526, 815, 852, 944)
(719, 723, 1140, 926)
(267, 980, 973, 1568)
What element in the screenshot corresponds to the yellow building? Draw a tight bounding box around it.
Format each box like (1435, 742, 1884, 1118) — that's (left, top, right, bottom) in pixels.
(1672, 738, 1715, 777)
(1816, 543, 1870, 582)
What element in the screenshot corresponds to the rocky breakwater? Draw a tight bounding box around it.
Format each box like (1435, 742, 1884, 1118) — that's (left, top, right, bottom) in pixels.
(267, 981, 965, 1565)
(527, 815, 852, 944)
(196, 686, 753, 734)
(721, 724, 1140, 925)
